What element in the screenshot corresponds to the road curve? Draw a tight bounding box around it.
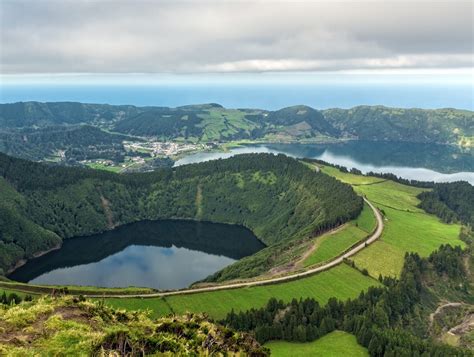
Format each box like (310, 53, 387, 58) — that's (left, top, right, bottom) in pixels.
(85, 198, 383, 299)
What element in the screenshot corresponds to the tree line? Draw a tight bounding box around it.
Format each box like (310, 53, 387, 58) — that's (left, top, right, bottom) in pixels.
(418, 181, 474, 226)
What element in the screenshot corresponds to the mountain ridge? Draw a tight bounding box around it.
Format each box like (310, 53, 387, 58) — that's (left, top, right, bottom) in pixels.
(1, 101, 472, 146)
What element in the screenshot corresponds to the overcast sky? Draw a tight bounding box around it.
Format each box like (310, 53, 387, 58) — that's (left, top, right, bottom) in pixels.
(1, 0, 473, 77)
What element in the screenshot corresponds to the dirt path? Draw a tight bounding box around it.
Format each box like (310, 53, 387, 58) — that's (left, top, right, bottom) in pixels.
(100, 195, 115, 229)
(195, 184, 203, 220)
(429, 302, 465, 325)
(84, 198, 383, 299)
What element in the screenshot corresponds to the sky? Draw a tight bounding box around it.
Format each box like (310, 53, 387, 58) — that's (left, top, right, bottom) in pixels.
(0, 0, 473, 84)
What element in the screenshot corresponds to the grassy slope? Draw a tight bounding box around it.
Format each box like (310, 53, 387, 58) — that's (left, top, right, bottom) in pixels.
(106, 264, 379, 320)
(0, 296, 266, 356)
(197, 108, 259, 141)
(303, 226, 367, 267)
(320, 166, 464, 278)
(303, 202, 375, 267)
(265, 330, 368, 357)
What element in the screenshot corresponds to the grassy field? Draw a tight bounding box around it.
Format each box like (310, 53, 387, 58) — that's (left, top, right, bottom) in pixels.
(85, 162, 122, 173)
(303, 226, 367, 267)
(0, 281, 154, 296)
(197, 108, 259, 141)
(265, 330, 368, 357)
(355, 180, 428, 212)
(355, 202, 377, 233)
(318, 165, 465, 278)
(352, 206, 463, 277)
(302, 202, 375, 267)
(320, 166, 383, 185)
(106, 264, 379, 320)
(0, 289, 31, 298)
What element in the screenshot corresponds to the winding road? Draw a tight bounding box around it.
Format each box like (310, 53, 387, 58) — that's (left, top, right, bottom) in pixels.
(85, 198, 383, 298)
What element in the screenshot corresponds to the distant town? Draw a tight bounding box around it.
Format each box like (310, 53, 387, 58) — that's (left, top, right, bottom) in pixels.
(78, 139, 218, 173)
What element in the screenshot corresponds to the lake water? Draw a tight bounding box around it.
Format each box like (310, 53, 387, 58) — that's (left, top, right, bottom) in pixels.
(9, 220, 264, 290)
(175, 141, 474, 184)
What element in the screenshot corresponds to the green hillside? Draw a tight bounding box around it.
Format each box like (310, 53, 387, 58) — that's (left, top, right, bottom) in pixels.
(0, 101, 145, 128)
(0, 296, 267, 355)
(1, 102, 471, 146)
(317, 164, 465, 278)
(323, 106, 474, 145)
(0, 152, 362, 280)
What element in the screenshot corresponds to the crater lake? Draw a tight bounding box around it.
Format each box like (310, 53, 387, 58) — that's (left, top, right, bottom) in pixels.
(8, 220, 265, 290)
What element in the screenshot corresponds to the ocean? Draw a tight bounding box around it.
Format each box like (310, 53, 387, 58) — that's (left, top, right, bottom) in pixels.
(1, 83, 472, 110)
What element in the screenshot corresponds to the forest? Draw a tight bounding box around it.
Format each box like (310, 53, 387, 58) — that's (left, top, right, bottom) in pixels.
(225, 244, 473, 355)
(418, 182, 474, 226)
(0, 152, 362, 279)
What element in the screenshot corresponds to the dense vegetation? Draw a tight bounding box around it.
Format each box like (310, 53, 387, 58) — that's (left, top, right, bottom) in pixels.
(0, 125, 132, 163)
(0, 101, 145, 128)
(0, 295, 267, 355)
(418, 182, 474, 226)
(323, 106, 474, 146)
(0, 152, 362, 280)
(224, 245, 473, 356)
(1, 102, 472, 145)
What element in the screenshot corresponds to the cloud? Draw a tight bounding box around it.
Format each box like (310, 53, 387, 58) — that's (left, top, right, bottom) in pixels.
(1, 0, 472, 74)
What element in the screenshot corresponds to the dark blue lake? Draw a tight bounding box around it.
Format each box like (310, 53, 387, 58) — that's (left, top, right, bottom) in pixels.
(9, 220, 265, 290)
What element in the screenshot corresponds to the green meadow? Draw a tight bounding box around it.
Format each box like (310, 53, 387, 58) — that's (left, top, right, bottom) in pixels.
(302, 202, 376, 267)
(106, 264, 379, 320)
(303, 225, 367, 267)
(265, 330, 368, 357)
(318, 166, 465, 278)
(352, 206, 463, 277)
(320, 166, 382, 185)
(355, 202, 377, 233)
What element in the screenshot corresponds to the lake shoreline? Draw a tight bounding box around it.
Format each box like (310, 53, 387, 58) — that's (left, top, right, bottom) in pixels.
(7, 242, 63, 276)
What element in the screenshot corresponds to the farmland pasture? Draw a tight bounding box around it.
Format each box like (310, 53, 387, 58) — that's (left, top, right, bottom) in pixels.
(302, 200, 376, 268)
(317, 165, 465, 278)
(303, 225, 368, 267)
(106, 264, 379, 319)
(265, 330, 368, 357)
(352, 206, 463, 277)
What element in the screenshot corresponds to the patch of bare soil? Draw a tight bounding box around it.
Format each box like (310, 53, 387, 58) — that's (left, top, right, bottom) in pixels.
(429, 302, 465, 326)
